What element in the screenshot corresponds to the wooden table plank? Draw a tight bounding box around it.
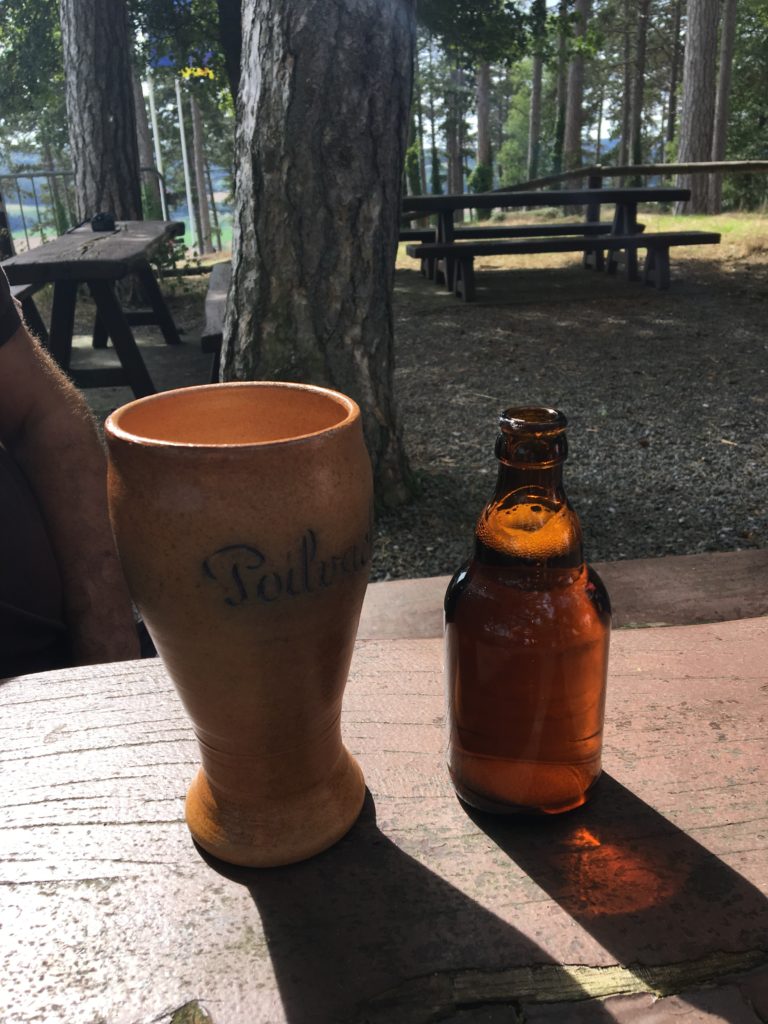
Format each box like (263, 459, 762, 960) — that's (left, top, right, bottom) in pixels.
(1, 617, 766, 1023)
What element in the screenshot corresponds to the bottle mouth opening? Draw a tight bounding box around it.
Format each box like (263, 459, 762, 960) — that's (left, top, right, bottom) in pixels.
(499, 406, 567, 435)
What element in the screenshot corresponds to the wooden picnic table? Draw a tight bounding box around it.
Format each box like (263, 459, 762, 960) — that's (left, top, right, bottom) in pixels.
(2, 220, 185, 397)
(400, 187, 725, 300)
(401, 187, 690, 242)
(1, 615, 766, 1023)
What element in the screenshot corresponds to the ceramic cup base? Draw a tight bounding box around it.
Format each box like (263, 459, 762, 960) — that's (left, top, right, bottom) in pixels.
(185, 750, 367, 868)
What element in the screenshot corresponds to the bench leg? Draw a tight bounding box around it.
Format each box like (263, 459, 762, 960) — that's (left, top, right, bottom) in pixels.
(644, 247, 671, 290)
(454, 258, 475, 302)
(625, 247, 640, 282)
(87, 280, 156, 398)
(92, 314, 109, 349)
(583, 248, 605, 271)
(48, 280, 78, 370)
(134, 263, 183, 345)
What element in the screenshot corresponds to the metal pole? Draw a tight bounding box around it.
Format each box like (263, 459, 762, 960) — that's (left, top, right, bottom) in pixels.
(175, 77, 199, 251)
(145, 73, 169, 220)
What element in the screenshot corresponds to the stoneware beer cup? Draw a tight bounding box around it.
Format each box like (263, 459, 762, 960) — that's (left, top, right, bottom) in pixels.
(105, 382, 372, 867)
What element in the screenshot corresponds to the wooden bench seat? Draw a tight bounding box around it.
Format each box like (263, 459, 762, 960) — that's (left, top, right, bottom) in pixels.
(399, 222, 618, 243)
(200, 260, 231, 382)
(406, 230, 721, 301)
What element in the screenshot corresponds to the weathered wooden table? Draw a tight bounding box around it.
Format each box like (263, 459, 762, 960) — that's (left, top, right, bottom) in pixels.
(2, 220, 185, 397)
(2, 617, 766, 1024)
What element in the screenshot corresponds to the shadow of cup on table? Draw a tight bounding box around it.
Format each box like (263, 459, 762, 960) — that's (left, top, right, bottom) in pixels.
(466, 773, 768, 1014)
(200, 790, 617, 1024)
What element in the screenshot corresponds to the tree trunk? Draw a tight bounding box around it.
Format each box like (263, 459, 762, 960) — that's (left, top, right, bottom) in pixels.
(666, 0, 683, 153)
(618, 0, 632, 165)
(132, 68, 163, 219)
(675, 0, 720, 212)
(594, 85, 604, 162)
(414, 60, 428, 197)
(223, 0, 415, 507)
(59, 0, 142, 220)
(563, 0, 590, 175)
(527, 54, 543, 181)
(552, 0, 571, 176)
(446, 65, 464, 196)
(629, 0, 651, 168)
(708, 0, 738, 212)
(476, 63, 491, 169)
(216, 0, 242, 103)
(190, 95, 213, 253)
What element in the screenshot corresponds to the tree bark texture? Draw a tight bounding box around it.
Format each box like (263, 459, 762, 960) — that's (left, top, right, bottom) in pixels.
(476, 63, 491, 169)
(675, 0, 720, 212)
(59, 0, 141, 221)
(708, 0, 738, 212)
(223, 0, 416, 506)
(527, 55, 543, 180)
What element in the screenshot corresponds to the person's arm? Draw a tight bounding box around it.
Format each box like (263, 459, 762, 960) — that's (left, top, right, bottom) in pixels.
(0, 317, 140, 665)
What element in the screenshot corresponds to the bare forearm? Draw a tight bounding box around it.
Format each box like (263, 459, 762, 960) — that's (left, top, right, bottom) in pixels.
(2, 338, 139, 664)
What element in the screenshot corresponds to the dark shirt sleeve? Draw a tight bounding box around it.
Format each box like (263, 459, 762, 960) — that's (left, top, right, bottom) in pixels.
(0, 266, 23, 348)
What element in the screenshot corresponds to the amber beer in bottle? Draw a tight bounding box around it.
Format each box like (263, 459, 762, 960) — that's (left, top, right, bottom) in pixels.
(445, 407, 611, 814)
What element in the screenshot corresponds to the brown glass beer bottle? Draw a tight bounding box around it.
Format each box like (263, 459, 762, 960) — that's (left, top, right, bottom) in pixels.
(444, 407, 611, 814)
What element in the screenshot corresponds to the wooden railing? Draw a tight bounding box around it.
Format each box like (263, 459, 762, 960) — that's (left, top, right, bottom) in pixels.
(495, 160, 768, 193)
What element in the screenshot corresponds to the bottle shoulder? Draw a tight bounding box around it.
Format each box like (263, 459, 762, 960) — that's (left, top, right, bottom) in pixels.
(444, 559, 611, 636)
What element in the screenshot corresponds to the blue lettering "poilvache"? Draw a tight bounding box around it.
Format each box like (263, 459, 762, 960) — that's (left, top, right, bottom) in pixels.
(202, 529, 370, 607)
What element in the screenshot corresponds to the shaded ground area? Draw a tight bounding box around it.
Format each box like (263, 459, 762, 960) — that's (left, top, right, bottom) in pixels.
(380, 228, 768, 579)
(53, 227, 767, 583)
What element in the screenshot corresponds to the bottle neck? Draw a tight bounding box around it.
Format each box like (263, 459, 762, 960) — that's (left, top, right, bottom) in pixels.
(474, 459, 584, 572)
(492, 462, 566, 501)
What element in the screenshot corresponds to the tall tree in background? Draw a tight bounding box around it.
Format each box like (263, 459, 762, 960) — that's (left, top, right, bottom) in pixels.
(59, 0, 142, 220)
(665, 0, 684, 154)
(527, 0, 548, 180)
(562, 0, 590, 171)
(629, 0, 651, 166)
(676, 0, 720, 211)
(709, 0, 738, 211)
(223, 0, 416, 507)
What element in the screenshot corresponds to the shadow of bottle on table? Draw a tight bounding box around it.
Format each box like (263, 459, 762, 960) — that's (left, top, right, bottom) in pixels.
(466, 773, 768, 1017)
(200, 790, 616, 1024)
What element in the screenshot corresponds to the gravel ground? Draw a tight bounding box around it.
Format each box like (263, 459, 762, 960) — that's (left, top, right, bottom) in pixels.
(66, 235, 768, 584)
(374, 240, 768, 580)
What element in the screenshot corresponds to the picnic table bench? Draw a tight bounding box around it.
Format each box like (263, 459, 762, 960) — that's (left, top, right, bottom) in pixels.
(200, 259, 231, 382)
(401, 187, 721, 300)
(407, 230, 722, 301)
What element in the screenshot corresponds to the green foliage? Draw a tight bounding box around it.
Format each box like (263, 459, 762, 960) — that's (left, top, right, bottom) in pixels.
(405, 139, 423, 195)
(0, 0, 66, 142)
(468, 162, 493, 217)
(723, 0, 768, 208)
(418, 0, 527, 64)
(467, 162, 493, 192)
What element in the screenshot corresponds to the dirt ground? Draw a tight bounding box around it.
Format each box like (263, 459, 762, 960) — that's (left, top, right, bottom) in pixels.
(57, 217, 768, 582)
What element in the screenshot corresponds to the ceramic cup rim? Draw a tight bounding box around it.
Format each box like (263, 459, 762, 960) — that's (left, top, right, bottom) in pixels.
(104, 381, 361, 451)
